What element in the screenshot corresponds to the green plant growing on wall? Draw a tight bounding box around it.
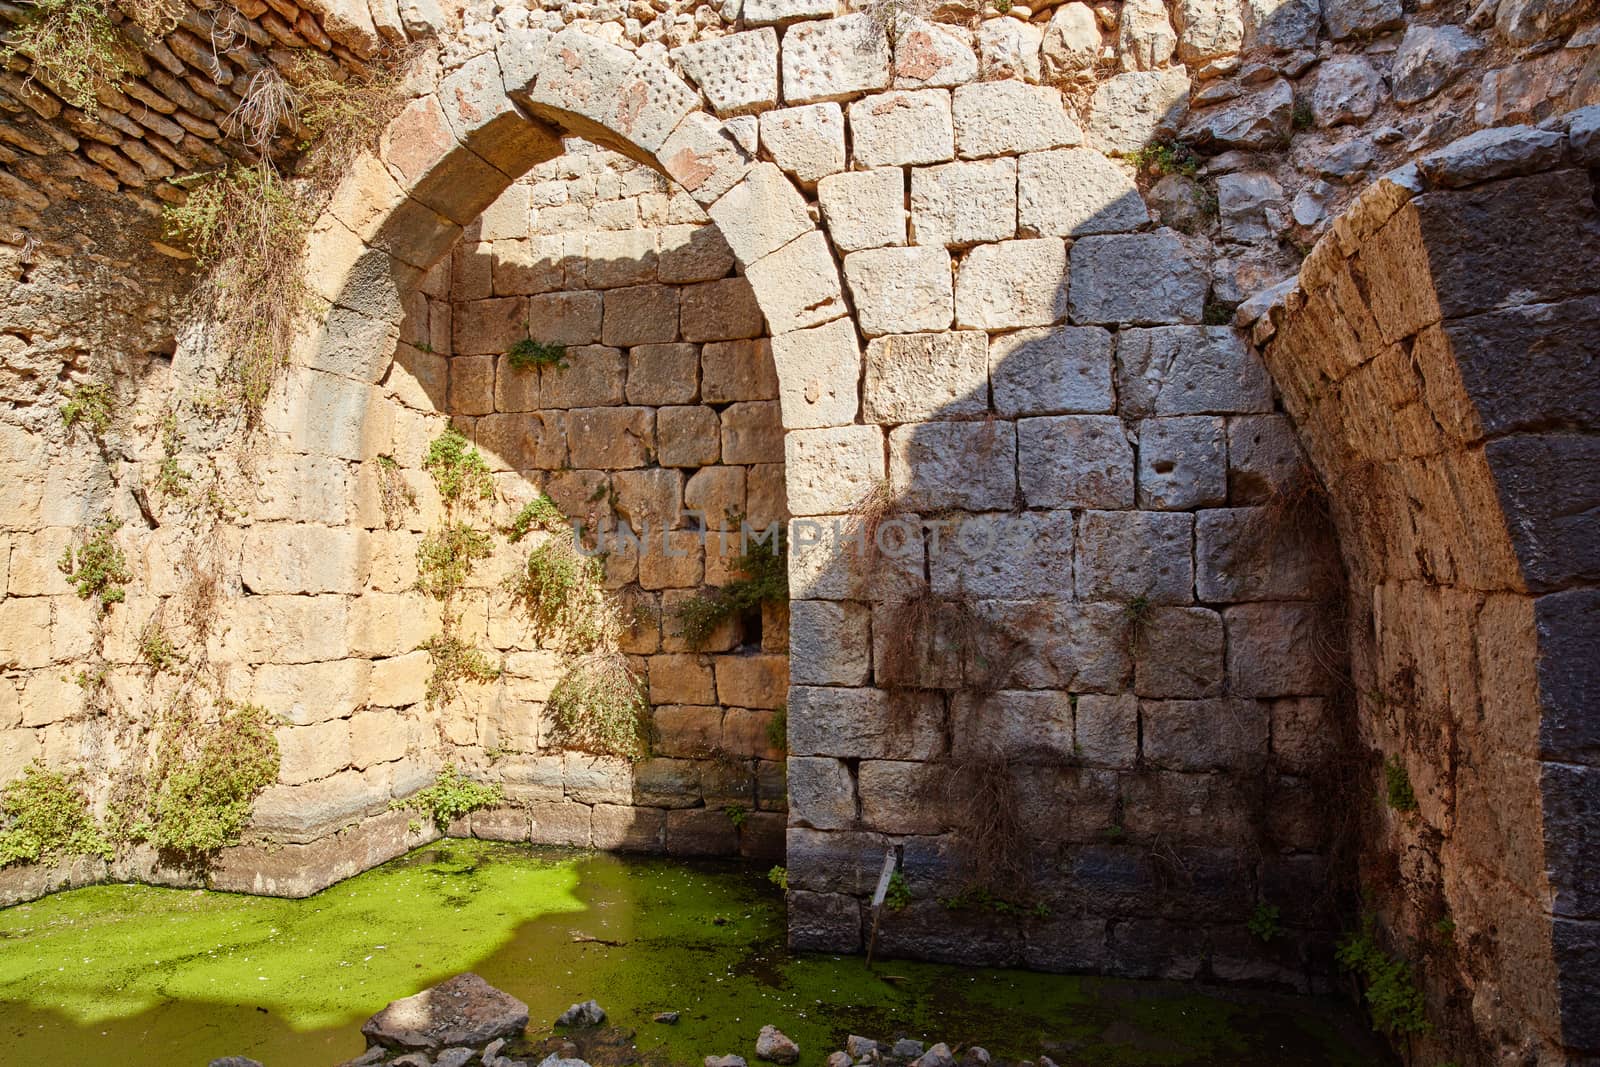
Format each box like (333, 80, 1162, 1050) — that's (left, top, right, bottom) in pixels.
(1123, 594, 1153, 655)
(546, 649, 649, 760)
(419, 631, 502, 709)
(164, 163, 312, 416)
(1248, 903, 1283, 943)
(767, 865, 788, 890)
(1384, 755, 1418, 813)
(374, 455, 417, 529)
(1337, 918, 1431, 1038)
(3, 0, 137, 111)
(390, 764, 503, 832)
(140, 701, 281, 855)
(416, 521, 495, 601)
(766, 703, 787, 754)
(0, 764, 113, 867)
(885, 869, 912, 911)
(60, 381, 114, 438)
(506, 539, 609, 648)
(503, 494, 566, 543)
(424, 427, 495, 508)
(137, 621, 182, 673)
(1126, 140, 1201, 179)
(675, 535, 788, 650)
(725, 803, 748, 829)
(154, 415, 191, 498)
(506, 338, 569, 371)
(58, 519, 130, 611)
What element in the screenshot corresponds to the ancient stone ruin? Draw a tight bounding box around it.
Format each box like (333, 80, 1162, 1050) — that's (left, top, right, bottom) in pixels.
(0, 0, 1595, 1062)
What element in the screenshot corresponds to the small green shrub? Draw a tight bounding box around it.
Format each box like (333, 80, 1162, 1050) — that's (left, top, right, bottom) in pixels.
(4, 0, 136, 112)
(390, 764, 503, 832)
(505, 539, 608, 649)
(60, 381, 114, 437)
(137, 622, 182, 672)
(58, 519, 130, 611)
(506, 339, 569, 371)
(767, 865, 788, 890)
(676, 536, 788, 650)
(1292, 98, 1314, 130)
(725, 803, 748, 829)
(1248, 903, 1283, 943)
(503, 495, 566, 543)
(546, 650, 649, 760)
(423, 427, 495, 508)
(416, 521, 494, 601)
(1337, 919, 1431, 1037)
(164, 164, 312, 414)
(129, 702, 281, 855)
(1126, 140, 1201, 179)
(1385, 755, 1418, 812)
(374, 455, 417, 529)
(419, 631, 502, 710)
(0, 764, 112, 867)
(941, 885, 1050, 919)
(766, 703, 787, 754)
(885, 869, 912, 911)
(154, 416, 191, 498)
(1202, 299, 1236, 327)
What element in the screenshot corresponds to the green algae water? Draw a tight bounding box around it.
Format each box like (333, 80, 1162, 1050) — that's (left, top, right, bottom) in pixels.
(0, 841, 1385, 1066)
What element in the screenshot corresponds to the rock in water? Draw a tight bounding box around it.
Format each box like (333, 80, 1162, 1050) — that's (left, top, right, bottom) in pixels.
(705, 1057, 749, 1067)
(914, 1043, 957, 1067)
(755, 1025, 800, 1064)
(654, 1011, 681, 1024)
(556, 999, 607, 1027)
(362, 973, 530, 1051)
(892, 1038, 926, 1058)
(537, 1056, 593, 1067)
(436, 1050, 477, 1067)
(826, 1053, 853, 1067)
(208, 1059, 266, 1067)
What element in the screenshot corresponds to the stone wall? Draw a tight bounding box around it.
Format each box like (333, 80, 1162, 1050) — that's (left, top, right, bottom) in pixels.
(441, 137, 791, 855)
(1250, 119, 1600, 1064)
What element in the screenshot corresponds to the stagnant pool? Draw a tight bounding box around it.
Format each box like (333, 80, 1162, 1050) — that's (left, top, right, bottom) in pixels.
(0, 841, 1387, 1065)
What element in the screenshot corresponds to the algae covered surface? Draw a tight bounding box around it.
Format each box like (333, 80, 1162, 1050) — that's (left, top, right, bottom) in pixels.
(0, 841, 1384, 1065)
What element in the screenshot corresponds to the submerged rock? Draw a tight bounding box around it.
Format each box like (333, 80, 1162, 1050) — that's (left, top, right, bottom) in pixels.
(914, 1043, 957, 1067)
(536, 1056, 592, 1067)
(556, 999, 607, 1027)
(826, 1053, 852, 1067)
(705, 1056, 749, 1067)
(362, 973, 530, 1052)
(208, 1059, 266, 1067)
(755, 1025, 800, 1064)
(846, 1035, 878, 1058)
(654, 1010, 681, 1024)
(892, 1038, 926, 1058)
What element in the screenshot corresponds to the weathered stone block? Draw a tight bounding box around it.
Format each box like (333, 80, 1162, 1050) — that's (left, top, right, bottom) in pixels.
(626, 343, 699, 406)
(759, 102, 847, 186)
(989, 326, 1114, 416)
(721, 400, 786, 464)
(951, 690, 1074, 762)
(952, 81, 1082, 159)
(1196, 507, 1327, 602)
(859, 760, 942, 834)
(1076, 510, 1194, 604)
(909, 158, 1017, 248)
(528, 800, 592, 847)
(526, 291, 603, 347)
(785, 426, 885, 516)
(928, 511, 1075, 599)
(976, 16, 1043, 81)
(438, 52, 561, 179)
(530, 34, 699, 157)
(657, 111, 755, 207)
(1180, 77, 1293, 151)
(955, 238, 1069, 330)
(1018, 149, 1148, 237)
(1115, 326, 1272, 416)
(675, 29, 780, 117)
(276, 718, 353, 786)
(746, 231, 848, 334)
(537, 344, 625, 409)
(665, 807, 740, 855)
(844, 246, 954, 337)
(1018, 415, 1134, 509)
(849, 89, 955, 168)
(889, 420, 1017, 511)
(817, 168, 906, 251)
(789, 755, 857, 830)
(787, 890, 863, 952)
(1075, 693, 1138, 768)
(1069, 231, 1206, 326)
(743, 0, 833, 24)
(567, 407, 653, 469)
(771, 318, 861, 429)
(1224, 602, 1329, 697)
(706, 162, 813, 266)
(780, 15, 891, 105)
(789, 599, 873, 685)
(1136, 416, 1227, 510)
(681, 277, 764, 342)
(1135, 607, 1224, 698)
(702, 338, 778, 404)
(1085, 68, 1191, 155)
(1143, 698, 1268, 773)
(602, 284, 679, 348)
(592, 804, 666, 852)
(788, 686, 945, 760)
(659, 224, 736, 285)
(864, 330, 987, 424)
(893, 18, 978, 89)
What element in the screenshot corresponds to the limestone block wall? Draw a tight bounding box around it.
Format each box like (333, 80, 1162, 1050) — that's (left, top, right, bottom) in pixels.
(1250, 121, 1600, 1064)
(440, 138, 792, 855)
